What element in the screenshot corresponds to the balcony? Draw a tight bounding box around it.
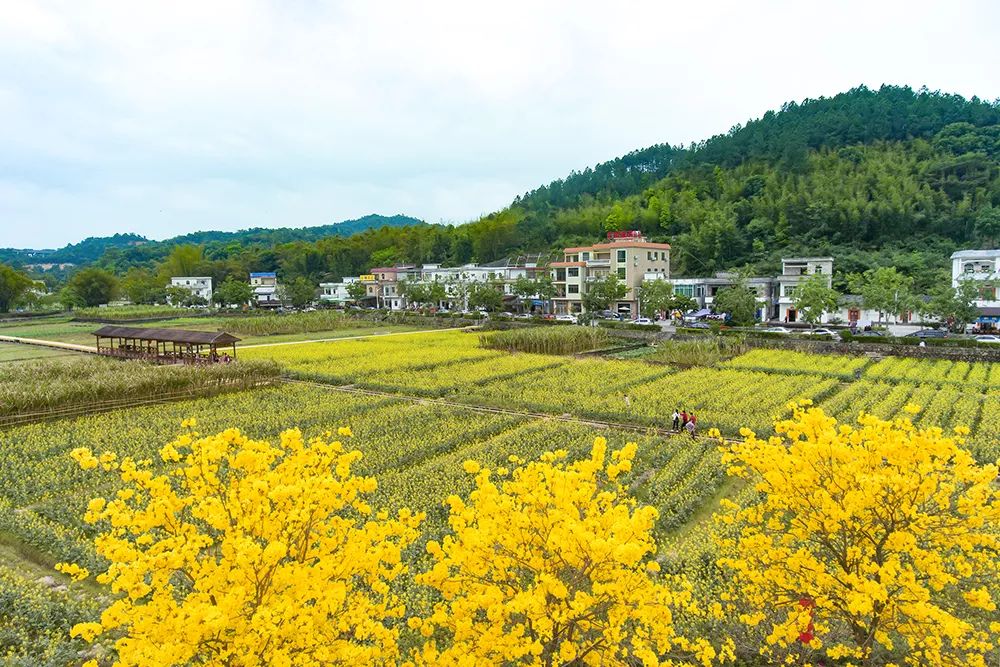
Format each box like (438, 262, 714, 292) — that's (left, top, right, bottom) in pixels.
(585, 259, 611, 268)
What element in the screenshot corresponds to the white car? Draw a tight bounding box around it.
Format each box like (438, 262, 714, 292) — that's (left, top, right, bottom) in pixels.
(555, 314, 577, 324)
(632, 317, 653, 325)
(806, 328, 838, 337)
(763, 326, 792, 334)
(975, 334, 1000, 344)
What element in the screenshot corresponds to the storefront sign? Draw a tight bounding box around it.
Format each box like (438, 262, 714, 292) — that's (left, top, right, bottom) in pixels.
(606, 230, 642, 240)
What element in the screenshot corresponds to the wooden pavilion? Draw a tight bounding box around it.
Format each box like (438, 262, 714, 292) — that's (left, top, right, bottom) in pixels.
(93, 326, 241, 365)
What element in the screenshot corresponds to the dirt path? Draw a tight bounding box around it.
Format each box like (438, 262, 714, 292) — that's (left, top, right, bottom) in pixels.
(0, 335, 93, 353)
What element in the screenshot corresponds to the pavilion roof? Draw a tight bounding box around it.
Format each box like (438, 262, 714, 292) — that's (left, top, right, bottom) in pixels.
(93, 326, 241, 345)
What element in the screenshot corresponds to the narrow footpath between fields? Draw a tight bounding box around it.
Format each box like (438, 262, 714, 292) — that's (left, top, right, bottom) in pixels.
(0, 335, 93, 353)
(281, 377, 737, 445)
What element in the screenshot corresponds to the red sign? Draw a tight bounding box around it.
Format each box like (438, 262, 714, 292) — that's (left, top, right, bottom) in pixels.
(606, 230, 642, 239)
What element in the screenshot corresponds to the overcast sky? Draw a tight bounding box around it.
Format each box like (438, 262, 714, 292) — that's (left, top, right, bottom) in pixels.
(1, 1, 998, 248)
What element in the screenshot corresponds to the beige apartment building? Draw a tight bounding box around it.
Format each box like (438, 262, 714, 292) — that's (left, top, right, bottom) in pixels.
(551, 231, 670, 316)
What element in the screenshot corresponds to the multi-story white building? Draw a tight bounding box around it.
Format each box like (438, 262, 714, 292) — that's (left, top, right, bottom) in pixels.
(668, 274, 774, 321)
(551, 232, 670, 316)
(665, 257, 835, 323)
(775, 257, 834, 323)
(249, 272, 281, 307)
(169, 276, 213, 304)
(319, 277, 360, 305)
(353, 256, 550, 311)
(952, 249, 1000, 324)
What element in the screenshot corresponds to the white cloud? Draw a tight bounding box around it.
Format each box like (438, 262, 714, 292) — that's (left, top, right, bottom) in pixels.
(0, 0, 998, 246)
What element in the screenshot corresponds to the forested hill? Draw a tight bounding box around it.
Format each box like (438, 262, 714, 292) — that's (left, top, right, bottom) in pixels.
(21, 85, 1000, 292)
(493, 85, 1000, 289)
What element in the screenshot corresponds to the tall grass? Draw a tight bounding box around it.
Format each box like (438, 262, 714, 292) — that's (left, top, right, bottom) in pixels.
(0, 357, 281, 420)
(216, 311, 363, 336)
(74, 305, 205, 320)
(479, 327, 611, 355)
(646, 338, 747, 367)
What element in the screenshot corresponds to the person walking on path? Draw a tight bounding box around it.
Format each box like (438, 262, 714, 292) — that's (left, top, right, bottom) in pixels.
(671, 409, 680, 431)
(686, 418, 696, 438)
(680, 410, 688, 429)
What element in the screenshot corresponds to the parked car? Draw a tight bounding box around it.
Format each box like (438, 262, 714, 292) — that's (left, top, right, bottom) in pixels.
(555, 314, 578, 324)
(686, 321, 711, 329)
(805, 328, 839, 337)
(632, 317, 653, 325)
(514, 312, 534, 319)
(974, 334, 1000, 344)
(763, 326, 792, 334)
(852, 329, 884, 337)
(906, 329, 948, 339)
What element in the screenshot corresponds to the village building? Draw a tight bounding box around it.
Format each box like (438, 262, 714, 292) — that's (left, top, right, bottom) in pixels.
(952, 249, 1000, 327)
(551, 232, 671, 317)
(249, 272, 281, 308)
(168, 276, 213, 304)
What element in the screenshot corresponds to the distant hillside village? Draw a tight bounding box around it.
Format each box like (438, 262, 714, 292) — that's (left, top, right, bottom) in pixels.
(151, 232, 1000, 332)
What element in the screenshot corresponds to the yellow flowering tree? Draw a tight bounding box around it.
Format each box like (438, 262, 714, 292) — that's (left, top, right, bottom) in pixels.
(410, 437, 722, 666)
(715, 403, 1000, 666)
(64, 421, 423, 667)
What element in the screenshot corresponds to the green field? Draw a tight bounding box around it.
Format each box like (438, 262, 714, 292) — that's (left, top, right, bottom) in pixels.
(0, 342, 82, 363)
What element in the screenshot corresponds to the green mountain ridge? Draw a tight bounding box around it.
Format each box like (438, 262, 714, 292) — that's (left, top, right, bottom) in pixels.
(15, 85, 1000, 294)
(2, 214, 425, 267)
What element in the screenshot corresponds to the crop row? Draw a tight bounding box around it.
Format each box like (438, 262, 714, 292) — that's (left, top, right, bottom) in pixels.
(0, 356, 282, 420)
(721, 348, 870, 379)
(865, 356, 1000, 386)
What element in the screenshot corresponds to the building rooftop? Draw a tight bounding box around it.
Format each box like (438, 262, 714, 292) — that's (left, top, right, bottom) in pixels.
(249, 272, 277, 278)
(951, 249, 1000, 259)
(782, 257, 835, 263)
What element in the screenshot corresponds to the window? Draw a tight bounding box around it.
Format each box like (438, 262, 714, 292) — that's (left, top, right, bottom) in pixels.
(617, 267, 626, 279)
(555, 269, 566, 281)
(582, 252, 590, 261)
(617, 250, 626, 263)
(568, 285, 579, 294)
(675, 285, 694, 297)
(965, 263, 975, 273)
(568, 268, 579, 278)
(814, 266, 823, 274)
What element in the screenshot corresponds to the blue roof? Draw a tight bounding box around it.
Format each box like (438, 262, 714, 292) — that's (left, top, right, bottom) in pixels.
(250, 272, 276, 278)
